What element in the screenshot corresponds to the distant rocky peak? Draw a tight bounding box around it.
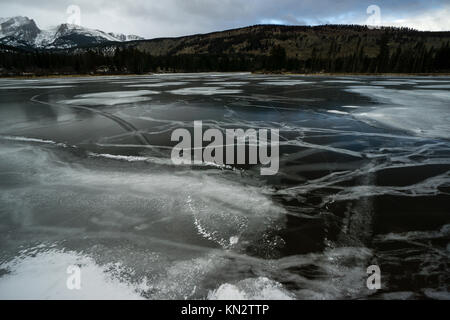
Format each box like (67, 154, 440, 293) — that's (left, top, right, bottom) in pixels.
(0, 16, 144, 49)
(0, 16, 40, 42)
(108, 32, 144, 42)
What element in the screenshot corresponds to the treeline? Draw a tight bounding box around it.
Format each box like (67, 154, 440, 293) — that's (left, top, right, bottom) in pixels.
(304, 37, 450, 73)
(1, 38, 450, 75)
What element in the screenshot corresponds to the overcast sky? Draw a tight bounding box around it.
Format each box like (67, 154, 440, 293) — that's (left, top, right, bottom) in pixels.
(1, 0, 449, 38)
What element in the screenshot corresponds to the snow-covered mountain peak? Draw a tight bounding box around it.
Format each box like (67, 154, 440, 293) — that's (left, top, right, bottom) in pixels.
(0, 16, 40, 43)
(0, 16, 34, 28)
(0, 16, 144, 50)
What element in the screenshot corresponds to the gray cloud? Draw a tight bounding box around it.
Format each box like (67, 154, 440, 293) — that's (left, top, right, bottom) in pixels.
(0, 0, 448, 38)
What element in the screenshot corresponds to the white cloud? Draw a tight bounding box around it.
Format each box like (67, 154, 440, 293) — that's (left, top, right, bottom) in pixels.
(383, 5, 450, 31)
(0, 0, 448, 38)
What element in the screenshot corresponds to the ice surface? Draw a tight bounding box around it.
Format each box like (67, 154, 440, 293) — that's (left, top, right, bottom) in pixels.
(327, 110, 349, 115)
(323, 80, 362, 84)
(0, 135, 67, 146)
(125, 82, 188, 88)
(0, 142, 286, 298)
(0, 74, 449, 300)
(410, 79, 450, 83)
(370, 81, 418, 86)
(271, 247, 374, 299)
(262, 80, 314, 86)
(204, 81, 249, 87)
(76, 90, 159, 98)
(59, 97, 153, 106)
(347, 86, 450, 139)
(0, 85, 74, 89)
(416, 84, 450, 89)
(169, 87, 242, 95)
(58, 90, 159, 106)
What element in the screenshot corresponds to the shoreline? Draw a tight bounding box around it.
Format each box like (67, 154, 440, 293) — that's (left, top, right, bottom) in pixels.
(1, 72, 450, 79)
(257, 72, 450, 77)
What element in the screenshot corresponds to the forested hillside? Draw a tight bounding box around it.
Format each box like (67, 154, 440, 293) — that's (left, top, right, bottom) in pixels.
(1, 24, 450, 75)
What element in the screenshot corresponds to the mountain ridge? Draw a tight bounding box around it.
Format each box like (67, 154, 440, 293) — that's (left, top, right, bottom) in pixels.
(0, 16, 144, 50)
(1, 19, 449, 75)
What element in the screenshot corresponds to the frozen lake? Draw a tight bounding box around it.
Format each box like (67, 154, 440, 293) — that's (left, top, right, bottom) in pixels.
(0, 73, 449, 299)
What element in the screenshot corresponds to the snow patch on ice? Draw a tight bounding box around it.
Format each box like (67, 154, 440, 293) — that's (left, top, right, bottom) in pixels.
(416, 84, 450, 89)
(208, 277, 294, 300)
(0, 248, 143, 300)
(169, 87, 242, 95)
(262, 80, 314, 86)
(327, 110, 349, 115)
(0, 85, 74, 89)
(204, 81, 249, 87)
(347, 86, 450, 139)
(323, 80, 362, 84)
(125, 82, 188, 88)
(58, 90, 158, 106)
(370, 81, 417, 86)
(0, 135, 68, 147)
(76, 90, 159, 98)
(59, 97, 152, 106)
